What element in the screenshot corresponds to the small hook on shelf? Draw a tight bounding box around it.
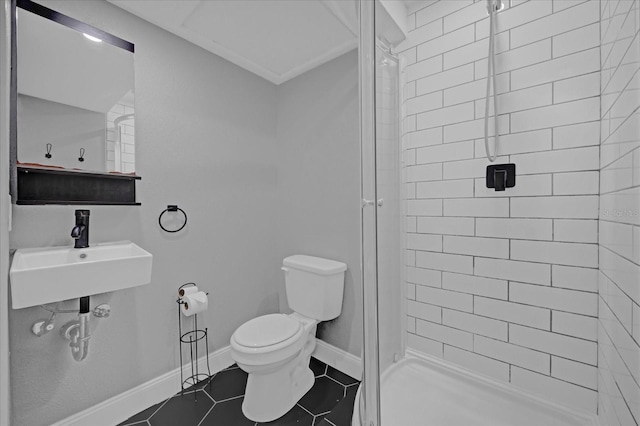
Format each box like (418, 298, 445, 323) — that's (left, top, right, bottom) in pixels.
(45, 143, 52, 159)
(78, 148, 85, 162)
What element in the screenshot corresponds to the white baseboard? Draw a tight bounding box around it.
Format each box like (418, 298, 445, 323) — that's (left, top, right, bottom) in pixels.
(51, 339, 360, 426)
(313, 338, 362, 381)
(51, 346, 233, 426)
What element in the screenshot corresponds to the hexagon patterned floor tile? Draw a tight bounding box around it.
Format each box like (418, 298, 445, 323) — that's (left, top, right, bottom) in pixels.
(148, 391, 214, 426)
(297, 376, 346, 416)
(200, 396, 255, 426)
(256, 404, 315, 426)
(321, 383, 359, 426)
(310, 357, 328, 377)
(118, 357, 358, 426)
(204, 366, 248, 401)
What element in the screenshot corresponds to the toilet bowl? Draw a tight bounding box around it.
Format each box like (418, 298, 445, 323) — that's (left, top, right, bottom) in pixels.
(231, 313, 317, 422)
(230, 255, 347, 422)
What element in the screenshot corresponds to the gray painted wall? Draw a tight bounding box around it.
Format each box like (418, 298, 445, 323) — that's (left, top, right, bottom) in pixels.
(276, 50, 362, 357)
(18, 94, 106, 170)
(8, 1, 280, 425)
(7, 2, 361, 425)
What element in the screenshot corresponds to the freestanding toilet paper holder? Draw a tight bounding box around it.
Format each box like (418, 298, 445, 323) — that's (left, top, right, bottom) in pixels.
(177, 282, 211, 400)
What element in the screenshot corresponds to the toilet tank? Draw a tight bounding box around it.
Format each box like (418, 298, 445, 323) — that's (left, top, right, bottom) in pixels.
(282, 255, 347, 321)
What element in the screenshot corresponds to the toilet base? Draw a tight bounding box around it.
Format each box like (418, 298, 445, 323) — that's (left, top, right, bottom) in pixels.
(241, 360, 314, 422)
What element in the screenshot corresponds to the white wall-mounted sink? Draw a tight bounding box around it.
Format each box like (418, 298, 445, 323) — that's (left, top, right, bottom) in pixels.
(10, 240, 153, 309)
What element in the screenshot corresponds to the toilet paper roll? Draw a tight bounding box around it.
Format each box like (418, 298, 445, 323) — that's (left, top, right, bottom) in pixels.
(180, 291, 208, 317)
(178, 285, 198, 299)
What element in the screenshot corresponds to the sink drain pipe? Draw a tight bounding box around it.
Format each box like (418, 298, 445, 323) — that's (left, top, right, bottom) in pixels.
(62, 296, 91, 362)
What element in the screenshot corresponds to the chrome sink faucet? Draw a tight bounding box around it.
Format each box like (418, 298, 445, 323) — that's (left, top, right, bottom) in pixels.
(71, 210, 90, 249)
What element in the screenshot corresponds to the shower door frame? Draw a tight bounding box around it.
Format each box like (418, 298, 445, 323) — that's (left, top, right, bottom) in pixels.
(0, 1, 12, 425)
(358, 0, 382, 425)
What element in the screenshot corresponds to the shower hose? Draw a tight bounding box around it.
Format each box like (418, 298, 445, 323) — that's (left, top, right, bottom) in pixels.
(484, 0, 500, 162)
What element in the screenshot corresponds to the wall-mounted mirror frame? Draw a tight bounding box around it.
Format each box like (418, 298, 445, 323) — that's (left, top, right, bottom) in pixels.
(10, 0, 141, 205)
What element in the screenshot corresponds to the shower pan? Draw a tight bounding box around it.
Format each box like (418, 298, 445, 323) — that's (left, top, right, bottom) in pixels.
(357, 0, 640, 425)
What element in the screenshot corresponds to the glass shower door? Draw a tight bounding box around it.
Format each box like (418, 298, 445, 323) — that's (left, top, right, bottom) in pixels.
(375, 44, 401, 376)
(358, 1, 402, 424)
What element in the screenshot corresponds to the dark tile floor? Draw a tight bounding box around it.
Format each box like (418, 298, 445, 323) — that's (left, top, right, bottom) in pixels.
(119, 357, 359, 426)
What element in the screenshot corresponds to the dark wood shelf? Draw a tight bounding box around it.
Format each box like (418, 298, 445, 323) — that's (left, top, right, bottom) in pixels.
(16, 200, 141, 206)
(17, 166, 140, 205)
(17, 165, 141, 179)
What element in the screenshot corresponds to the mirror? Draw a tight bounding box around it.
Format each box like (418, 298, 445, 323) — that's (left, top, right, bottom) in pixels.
(16, 0, 135, 174)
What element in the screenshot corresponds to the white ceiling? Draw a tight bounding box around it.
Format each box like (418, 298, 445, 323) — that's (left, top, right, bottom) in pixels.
(108, 0, 361, 85)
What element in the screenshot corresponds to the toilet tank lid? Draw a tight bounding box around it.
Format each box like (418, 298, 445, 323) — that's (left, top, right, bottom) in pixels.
(283, 255, 347, 275)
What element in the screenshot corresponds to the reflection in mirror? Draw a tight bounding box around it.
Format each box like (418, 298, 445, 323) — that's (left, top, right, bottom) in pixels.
(16, 1, 135, 174)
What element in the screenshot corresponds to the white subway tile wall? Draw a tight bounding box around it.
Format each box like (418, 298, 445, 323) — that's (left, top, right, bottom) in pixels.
(397, 0, 604, 414)
(106, 100, 135, 173)
(598, 0, 640, 425)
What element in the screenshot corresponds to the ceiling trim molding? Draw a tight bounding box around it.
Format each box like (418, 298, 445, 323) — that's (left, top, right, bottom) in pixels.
(108, 0, 359, 86)
(275, 39, 357, 85)
(168, 28, 285, 84)
(320, 0, 358, 37)
(108, 1, 284, 84)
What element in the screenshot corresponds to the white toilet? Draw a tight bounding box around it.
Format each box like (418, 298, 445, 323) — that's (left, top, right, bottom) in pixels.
(230, 254, 347, 422)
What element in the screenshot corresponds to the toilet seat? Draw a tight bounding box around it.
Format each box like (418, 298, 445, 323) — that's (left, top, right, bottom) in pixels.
(234, 314, 301, 348)
(231, 314, 306, 365)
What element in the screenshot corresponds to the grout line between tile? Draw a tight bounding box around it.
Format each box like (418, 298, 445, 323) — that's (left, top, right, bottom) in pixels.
(212, 394, 244, 404)
(324, 374, 350, 389)
(196, 403, 217, 426)
(297, 403, 316, 417)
